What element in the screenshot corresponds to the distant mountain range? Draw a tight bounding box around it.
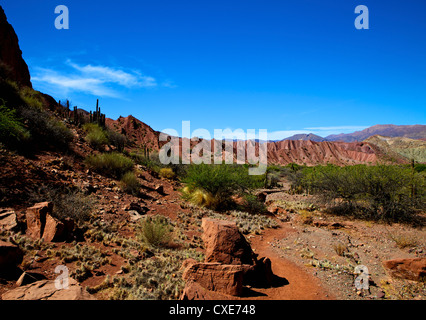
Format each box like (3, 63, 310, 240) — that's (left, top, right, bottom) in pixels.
(325, 124, 426, 142)
(280, 124, 426, 143)
(283, 133, 328, 142)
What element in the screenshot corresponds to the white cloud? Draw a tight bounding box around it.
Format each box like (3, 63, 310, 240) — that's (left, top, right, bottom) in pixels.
(32, 70, 119, 97)
(66, 61, 156, 88)
(32, 61, 158, 98)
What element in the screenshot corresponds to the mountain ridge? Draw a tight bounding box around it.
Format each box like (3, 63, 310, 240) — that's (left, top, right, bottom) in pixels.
(326, 124, 426, 142)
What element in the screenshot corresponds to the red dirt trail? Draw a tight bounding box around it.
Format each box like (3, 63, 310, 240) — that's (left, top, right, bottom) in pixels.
(241, 222, 335, 300)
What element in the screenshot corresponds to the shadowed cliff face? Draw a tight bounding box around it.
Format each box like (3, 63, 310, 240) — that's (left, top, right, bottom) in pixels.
(0, 5, 32, 87)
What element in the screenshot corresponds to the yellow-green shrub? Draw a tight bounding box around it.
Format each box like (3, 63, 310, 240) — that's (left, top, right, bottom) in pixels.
(159, 167, 175, 180)
(85, 152, 134, 178)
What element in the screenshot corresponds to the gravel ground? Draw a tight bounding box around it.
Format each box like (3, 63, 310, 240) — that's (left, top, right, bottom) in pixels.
(264, 189, 426, 300)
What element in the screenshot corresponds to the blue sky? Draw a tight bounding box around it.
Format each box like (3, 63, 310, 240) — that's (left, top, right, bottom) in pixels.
(2, 0, 426, 139)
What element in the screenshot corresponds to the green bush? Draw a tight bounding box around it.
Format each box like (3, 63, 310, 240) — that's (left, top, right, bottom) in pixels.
(83, 123, 127, 152)
(106, 128, 127, 152)
(85, 152, 134, 178)
(19, 87, 44, 110)
(298, 164, 425, 223)
(0, 103, 31, 148)
(182, 163, 264, 211)
(159, 167, 176, 180)
(0, 78, 73, 152)
(139, 215, 173, 248)
(120, 171, 140, 195)
(17, 100, 73, 150)
(241, 193, 267, 214)
(83, 123, 109, 150)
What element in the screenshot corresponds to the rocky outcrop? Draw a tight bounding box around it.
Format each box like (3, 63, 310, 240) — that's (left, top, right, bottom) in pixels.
(25, 202, 71, 242)
(16, 271, 47, 286)
(0, 208, 18, 231)
(265, 139, 379, 166)
(201, 218, 255, 265)
(1, 278, 96, 300)
(181, 218, 275, 299)
(0, 5, 32, 87)
(383, 258, 426, 282)
(183, 262, 245, 296)
(26, 202, 52, 239)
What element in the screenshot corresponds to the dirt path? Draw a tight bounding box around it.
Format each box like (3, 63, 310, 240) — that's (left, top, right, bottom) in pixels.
(242, 221, 335, 300)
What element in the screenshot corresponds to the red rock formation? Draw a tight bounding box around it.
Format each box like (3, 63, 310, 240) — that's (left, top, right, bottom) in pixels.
(1, 279, 96, 300)
(201, 218, 255, 265)
(181, 218, 275, 299)
(25, 202, 67, 242)
(0, 5, 32, 87)
(383, 258, 426, 282)
(182, 262, 245, 296)
(105, 115, 161, 151)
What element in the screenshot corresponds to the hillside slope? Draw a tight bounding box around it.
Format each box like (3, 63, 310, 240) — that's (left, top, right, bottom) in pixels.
(365, 135, 426, 163)
(0, 6, 31, 87)
(326, 124, 426, 142)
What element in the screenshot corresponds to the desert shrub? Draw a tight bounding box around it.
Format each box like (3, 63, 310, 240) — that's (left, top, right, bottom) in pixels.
(83, 123, 109, 150)
(413, 163, 426, 173)
(182, 163, 264, 211)
(241, 193, 267, 214)
(85, 152, 134, 178)
(29, 185, 96, 222)
(17, 103, 73, 150)
(333, 242, 348, 256)
(120, 171, 140, 195)
(0, 103, 31, 148)
(19, 87, 44, 110)
(298, 210, 314, 225)
(83, 124, 127, 152)
(265, 165, 296, 188)
(138, 215, 173, 248)
(106, 128, 127, 152)
(389, 234, 419, 249)
(265, 171, 280, 188)
(159, 167, 176, 180)
(0, 79, 73, 152)
(181, 186, 218, 209)
(130, 150, 162, 173)
(130, 149, 187, 180)
(299, 164, 425, 223)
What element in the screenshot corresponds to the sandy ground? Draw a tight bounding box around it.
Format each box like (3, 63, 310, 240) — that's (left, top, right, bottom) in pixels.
(242, 189, 426, 300)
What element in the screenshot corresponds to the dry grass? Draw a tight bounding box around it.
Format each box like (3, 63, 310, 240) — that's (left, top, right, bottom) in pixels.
(389, 234, 419, 249)
(181, 186, 218, 209)
(138, 215, 174, 248)
(299, 210, 314, 225)
(333, 242, 348, 256)
(120, 171, 140, 195)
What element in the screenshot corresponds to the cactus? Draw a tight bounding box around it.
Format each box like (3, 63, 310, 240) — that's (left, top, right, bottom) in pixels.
(73, 106, 78, 124)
